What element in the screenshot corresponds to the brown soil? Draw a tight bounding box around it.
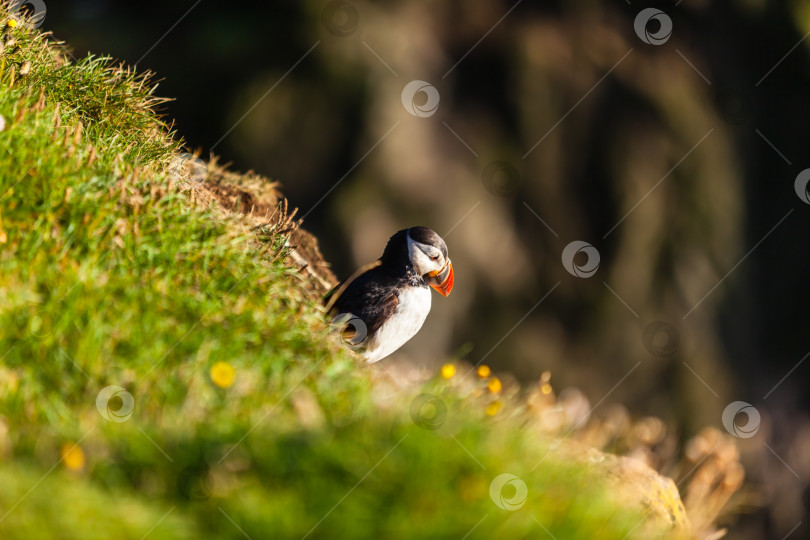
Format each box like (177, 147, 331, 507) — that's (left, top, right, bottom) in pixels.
(186, 156, 338, 294)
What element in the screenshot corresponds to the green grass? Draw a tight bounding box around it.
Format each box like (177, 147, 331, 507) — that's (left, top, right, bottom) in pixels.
(0, 8, 682, 539)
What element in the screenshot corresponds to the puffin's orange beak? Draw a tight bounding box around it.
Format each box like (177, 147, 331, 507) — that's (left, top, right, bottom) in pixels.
(426, 260, 454, 297)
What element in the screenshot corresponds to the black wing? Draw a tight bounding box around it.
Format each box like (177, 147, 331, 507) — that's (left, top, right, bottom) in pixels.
(330, 267, 400, 336)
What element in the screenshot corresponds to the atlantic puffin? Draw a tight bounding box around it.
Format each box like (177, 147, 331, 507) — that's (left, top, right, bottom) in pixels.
(325, 226, 454, 363)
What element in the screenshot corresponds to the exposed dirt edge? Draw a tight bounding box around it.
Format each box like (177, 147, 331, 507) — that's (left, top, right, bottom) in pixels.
(184, 156, 338, 293)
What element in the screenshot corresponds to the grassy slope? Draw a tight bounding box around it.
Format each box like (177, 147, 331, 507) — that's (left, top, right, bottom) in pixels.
(0, 10, 675, 540)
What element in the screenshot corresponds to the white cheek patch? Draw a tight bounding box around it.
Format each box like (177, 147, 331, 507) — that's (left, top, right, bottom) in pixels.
(407, 237, 438, 275)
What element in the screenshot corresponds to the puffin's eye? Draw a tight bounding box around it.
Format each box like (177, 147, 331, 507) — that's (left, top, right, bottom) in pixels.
(430, 255, 439, 261)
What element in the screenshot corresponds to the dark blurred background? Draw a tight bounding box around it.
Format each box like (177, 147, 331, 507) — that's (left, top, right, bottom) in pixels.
(39, 0, 810, 537)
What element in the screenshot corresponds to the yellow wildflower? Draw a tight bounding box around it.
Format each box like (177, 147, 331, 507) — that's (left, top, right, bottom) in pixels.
(476, 365, 491, 378)
(61, 442, 85, 471)
(487, 377, 502, 394)
(486, 401, 502, 416)
(210, 361, 235, 388)
(440, 363, 456, 379)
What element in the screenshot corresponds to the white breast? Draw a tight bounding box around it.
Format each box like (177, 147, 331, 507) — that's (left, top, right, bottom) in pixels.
(362, 286, 432, 363)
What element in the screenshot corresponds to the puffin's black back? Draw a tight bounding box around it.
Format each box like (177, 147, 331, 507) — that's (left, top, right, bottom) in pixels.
(379, 229, 411, 268)
(329, 266, 401, 335)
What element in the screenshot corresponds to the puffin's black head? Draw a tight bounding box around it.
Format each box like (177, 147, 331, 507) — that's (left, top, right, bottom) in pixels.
(381, 226, 454, 296)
